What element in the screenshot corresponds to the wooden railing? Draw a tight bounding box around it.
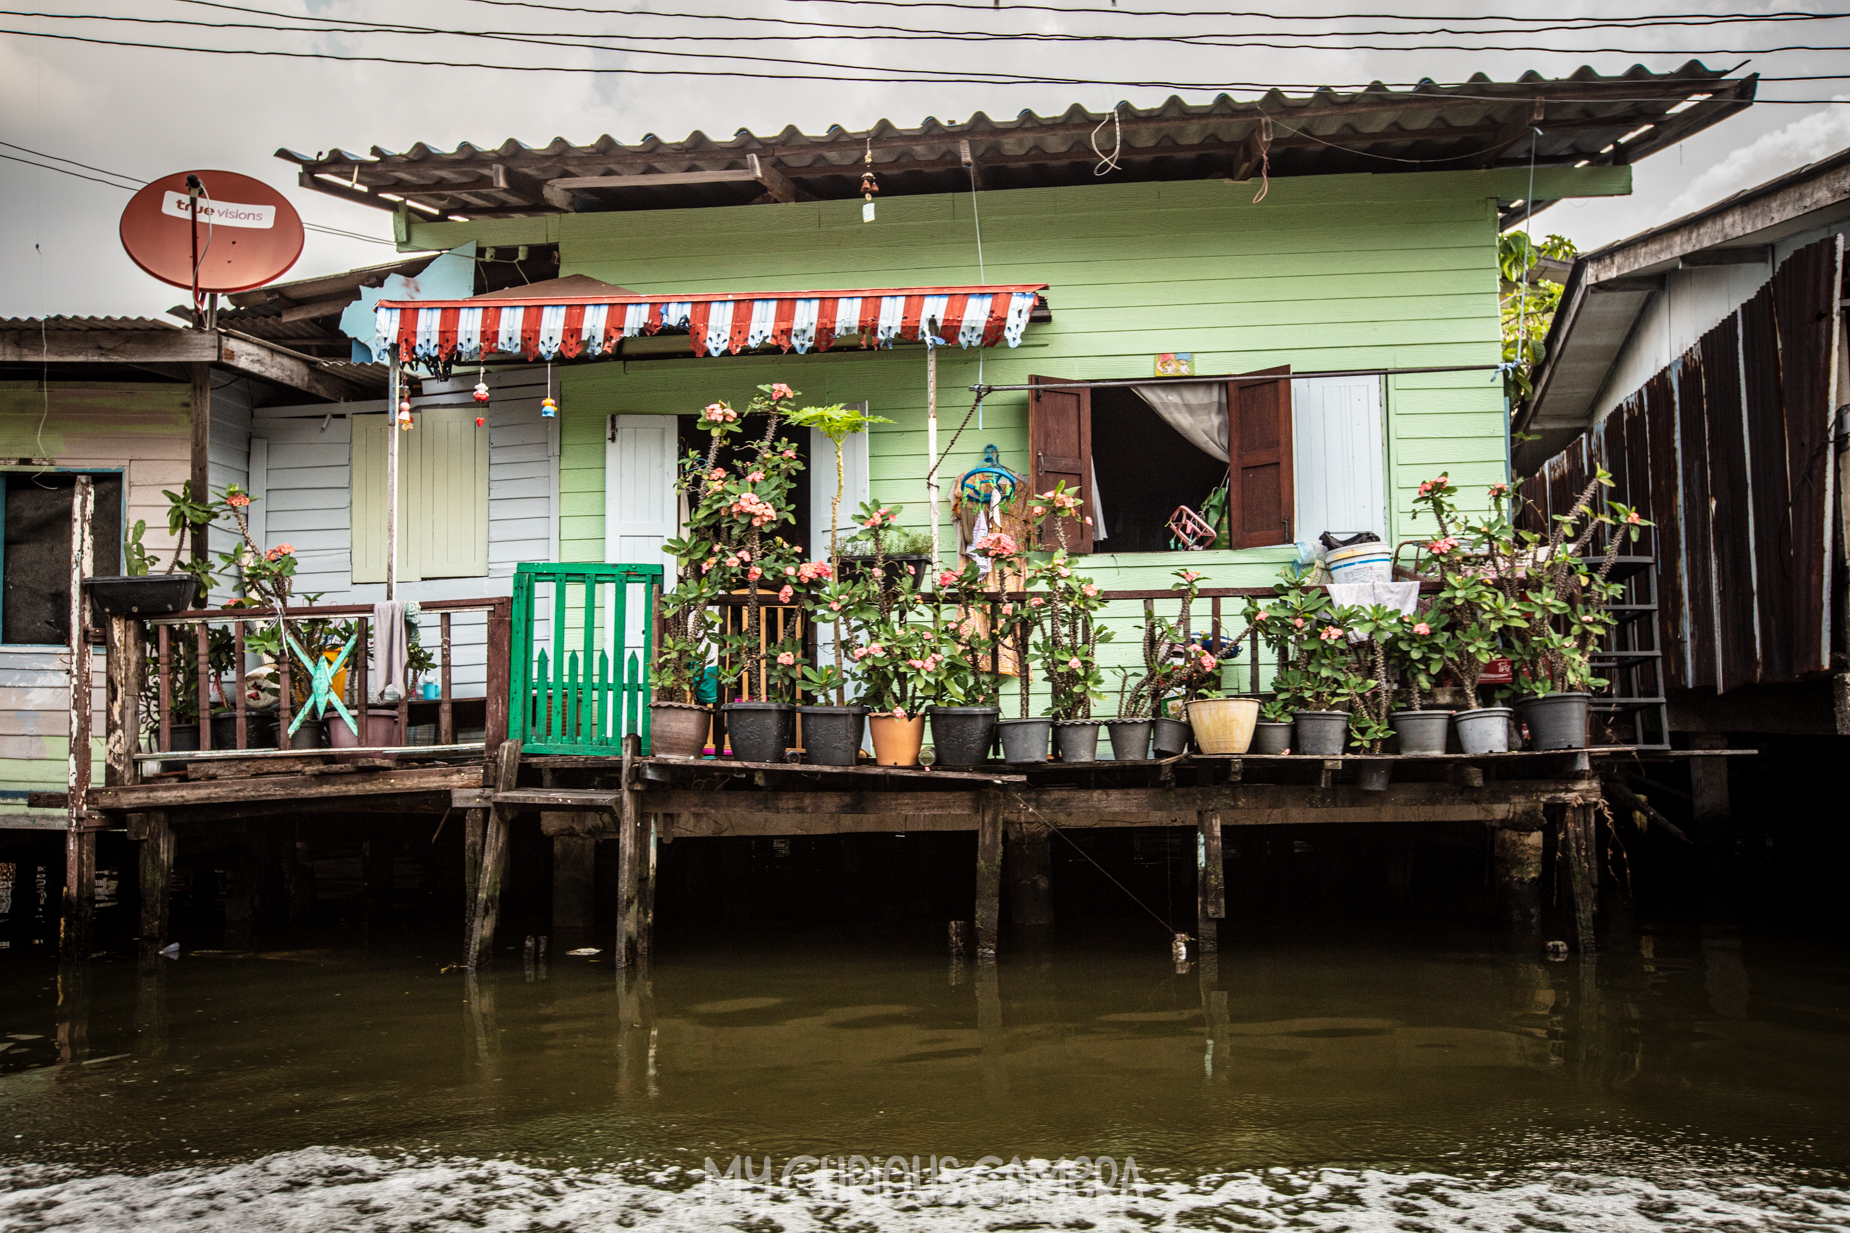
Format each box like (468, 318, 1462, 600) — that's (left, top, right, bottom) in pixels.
(113, 597, 511, 765)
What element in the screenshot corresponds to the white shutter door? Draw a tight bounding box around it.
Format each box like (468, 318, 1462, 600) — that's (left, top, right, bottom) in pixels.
(1291, 376, 1385, 542)
(605, 414, 677, 567)
(808, 405, 871, 560)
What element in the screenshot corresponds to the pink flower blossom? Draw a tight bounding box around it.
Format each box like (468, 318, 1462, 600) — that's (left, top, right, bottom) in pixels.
(770, 383, 795, 400)
(226, 492, 251, 508)
(777, 651, 796, 666)
(867, 643, 884, 656)
(1488, 481, 1508, 496)
(1081, 584, 1099, 597)
(851, 647, 866, 660)
(1625, 511, 1642, 524)
(938, 569, 958, 587)
(1084, 516, 1093, 526)
(1413, 622, 1431, 636)
(748, 566, 763, 581)
(908, 658, 923, 669)
(1319, 626, 1344, 642)
(1198, 653, 1216, 671)
(709, 468, 727, 481)
(1255, 608, 1270, 622)
(1032, 505, 1045, 517)
(1057, 566, 1071, 578)
(1180, 570, 1202, 583)
(738, 551, 750, 563)
(701, 557, 716, 573)
(1067, 657, 1082, 671)
(725, 556, 740, 568)
(265, 544, 295, 561)
(782, 449, 796, 460)
(778, 585, 794, 603)
(1292, 617, 1306, 629)
(747, 470, 766, 484)
(828, 600, 841, 611)
(1029, 596, 1045, 607)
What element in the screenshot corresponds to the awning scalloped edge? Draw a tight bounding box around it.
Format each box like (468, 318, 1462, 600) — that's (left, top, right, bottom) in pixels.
(373, 284, 1047, 364)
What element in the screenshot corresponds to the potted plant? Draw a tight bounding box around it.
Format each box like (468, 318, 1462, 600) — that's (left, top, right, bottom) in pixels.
(1251, 694, 1295, 754)
(1245, 591, 1301, 754)
(1118, 568, 1220, 757)
(1248, 576, 1361, 756)
(847, 501, 936, 766)
(85, 483, 208, 615)
(1022, 485, 1112, 762)
(1380, 608, 1453, 755)
(1145, 569, 1251, 755)
(1339, 604, 1400, 789)
(1410, 475, 1523, 754)
(983, 523, 1052, 764)
(927, 557, 1004, 767)
(786, 399, 891, 765)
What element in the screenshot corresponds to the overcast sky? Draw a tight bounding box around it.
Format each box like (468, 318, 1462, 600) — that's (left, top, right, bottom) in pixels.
(3, 1, 1846, 320)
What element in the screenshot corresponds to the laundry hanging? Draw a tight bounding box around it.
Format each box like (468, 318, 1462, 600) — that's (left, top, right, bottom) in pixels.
(374, 284, 1046, 365)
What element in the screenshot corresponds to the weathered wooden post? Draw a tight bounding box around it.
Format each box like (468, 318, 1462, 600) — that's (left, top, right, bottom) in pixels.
(639, 814, 659, 958)
(462, 808, 487, 954)
(61, 476, 96, 964)
(1491, 823, 1544, 929)
(616, 732, 642, 967)
(1005, 819, 1052, 927)
(468, 739, 521, 969)
(974, 790, 1004, 962)
(551, 832, 597, 946)
(1563, 802, 1599, 953)
(1196, 810, 1224, 955)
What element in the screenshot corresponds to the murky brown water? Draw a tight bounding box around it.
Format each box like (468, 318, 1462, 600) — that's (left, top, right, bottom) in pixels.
(1, 923, 1847, 1230)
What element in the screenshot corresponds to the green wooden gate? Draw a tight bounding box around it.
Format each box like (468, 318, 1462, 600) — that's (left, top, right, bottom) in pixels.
(510, 562, 662, 755)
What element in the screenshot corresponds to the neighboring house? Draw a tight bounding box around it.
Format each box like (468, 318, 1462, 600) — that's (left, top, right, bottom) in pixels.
(1515, 148, 1849, 738)
(262, 75, 1748, 687)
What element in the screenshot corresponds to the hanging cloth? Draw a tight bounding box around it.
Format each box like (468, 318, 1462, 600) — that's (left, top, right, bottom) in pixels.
(371, 601, 410, 702)
(1133, 383, 1228, 462)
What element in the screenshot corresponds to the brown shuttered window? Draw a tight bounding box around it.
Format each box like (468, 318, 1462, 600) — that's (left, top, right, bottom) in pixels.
(1226, 366, 1294, 548)
(1028, 376, 1095, 553)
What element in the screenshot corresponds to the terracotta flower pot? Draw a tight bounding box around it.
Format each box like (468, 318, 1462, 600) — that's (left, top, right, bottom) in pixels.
(650, 701, 711, 758)
(868, 712, 926, 767)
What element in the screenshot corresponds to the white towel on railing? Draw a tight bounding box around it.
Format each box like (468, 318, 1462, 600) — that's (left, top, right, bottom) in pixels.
(372, 600, 409, 702)
(1326, 582, 1420, 644)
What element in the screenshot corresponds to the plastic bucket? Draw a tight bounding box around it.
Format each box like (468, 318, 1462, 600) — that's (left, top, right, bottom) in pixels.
(1523, 692, 1590, 751)
(1187, 697, 1260, 754)
(998, 718, 1052, 763)
(1054, 720, 1102, 763)
(1327, 543, 1392, 582)
(1294, 710, 1350, 756)
(1389, 710, 1453, 755)
(1250, 721, 1293, 754)
(1454, 707, 1515, 754)
(928, 706, 999, 767)
(1105, 719, 1153, 760)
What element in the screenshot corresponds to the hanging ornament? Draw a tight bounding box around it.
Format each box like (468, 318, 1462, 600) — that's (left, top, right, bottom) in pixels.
(476, 416, 486, 428)
(397, 395, 413, 431)
(473, 381, 490, 403)
(860, 136, 879, 223)
(540, 361, 557, 418)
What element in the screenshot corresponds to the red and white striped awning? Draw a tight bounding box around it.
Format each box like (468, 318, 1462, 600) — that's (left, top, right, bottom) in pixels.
(375, 284, 1047, 364)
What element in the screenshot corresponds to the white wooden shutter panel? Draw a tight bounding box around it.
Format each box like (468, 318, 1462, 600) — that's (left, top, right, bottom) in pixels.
(415, 406, 488, 579)
(1290, 376, 1386, 542)
(350, 413, 390, 583)
(604, 414, 677, 566)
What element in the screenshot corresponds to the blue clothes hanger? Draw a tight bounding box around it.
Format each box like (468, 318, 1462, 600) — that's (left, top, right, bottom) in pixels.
(959, 444, 1016, 503)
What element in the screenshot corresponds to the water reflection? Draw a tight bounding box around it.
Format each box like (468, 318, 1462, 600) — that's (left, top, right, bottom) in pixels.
(1, 924, 1846, 1225)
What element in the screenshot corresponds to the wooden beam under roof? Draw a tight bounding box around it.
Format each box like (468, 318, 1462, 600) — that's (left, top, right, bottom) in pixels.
(0, 324, 370, 401)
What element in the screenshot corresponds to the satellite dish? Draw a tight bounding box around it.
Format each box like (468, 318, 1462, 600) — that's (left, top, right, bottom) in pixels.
(119, 170, 305, 294)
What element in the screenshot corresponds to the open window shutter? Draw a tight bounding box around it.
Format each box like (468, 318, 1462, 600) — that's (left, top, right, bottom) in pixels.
(414, 406, 487, 579)
(605, 413, 678, 566)
(350, 414, 389, 583)
(1226, 366, 1294, 548)
(1028, 375, 1095, 553)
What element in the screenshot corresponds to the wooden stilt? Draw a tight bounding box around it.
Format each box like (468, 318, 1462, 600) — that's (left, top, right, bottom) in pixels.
(638, 814, 658, 958)
(468, 740, 521, 970)
(60, 830, 96, 963)
(1196, 810, 1223, 955)
(975, 790, 1003, 962)
(138, 812, 173, 955)
(1005, 820, 1052, 926)
(551, 833, 596, 942)
(56, 963, 90, 1065)
(1491, 825, 1544, 929)
(61, 476, 95, 965)
(1564, 803, 1598, 954)
(462, 808, 486, 954)
(616, 734, 642, 967)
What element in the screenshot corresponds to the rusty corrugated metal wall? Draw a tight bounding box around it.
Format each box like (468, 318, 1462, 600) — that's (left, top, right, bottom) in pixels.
(1519, 235, 1846, 695)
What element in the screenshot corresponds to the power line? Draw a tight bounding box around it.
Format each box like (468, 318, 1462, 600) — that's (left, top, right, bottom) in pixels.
(29, 5, 1850, 60)
(787, 0, 1845, 17)
(0, 147, 397, 244)
(11, 25, 1850, 96)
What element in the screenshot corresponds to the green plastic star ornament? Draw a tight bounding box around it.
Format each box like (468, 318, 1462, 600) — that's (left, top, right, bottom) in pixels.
(285, 628, 361, 737)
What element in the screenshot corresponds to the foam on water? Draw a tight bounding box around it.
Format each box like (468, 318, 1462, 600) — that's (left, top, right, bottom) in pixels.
(2, 1147, 1846, 1232)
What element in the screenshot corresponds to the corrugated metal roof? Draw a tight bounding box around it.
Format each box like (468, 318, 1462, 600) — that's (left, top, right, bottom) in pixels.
(0, 316, 180, 332)
(279, 65, 1753, 223)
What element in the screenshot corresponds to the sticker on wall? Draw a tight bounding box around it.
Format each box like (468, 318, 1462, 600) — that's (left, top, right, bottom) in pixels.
(1154, 353, 1194, 377)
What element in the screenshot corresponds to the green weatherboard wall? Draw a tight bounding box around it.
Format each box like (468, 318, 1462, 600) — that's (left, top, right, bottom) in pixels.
(405, 164, 1627, 692)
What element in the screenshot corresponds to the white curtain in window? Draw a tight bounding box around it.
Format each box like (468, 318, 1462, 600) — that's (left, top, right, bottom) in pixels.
(1132, 383, 1228, 462)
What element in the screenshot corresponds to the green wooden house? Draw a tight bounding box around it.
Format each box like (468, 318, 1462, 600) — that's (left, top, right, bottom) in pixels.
(269, 72, 1751, 705)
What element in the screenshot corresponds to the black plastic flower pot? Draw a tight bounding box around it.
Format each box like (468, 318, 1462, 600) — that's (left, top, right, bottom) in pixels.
(997, 717, 1051, 763)
(928, 706, 998, 768)
(84, 574, 199, 616)
(164, 722, 200, 753)
(1152, 716, 1193, 757)
(723, 701, 794, 763)
(800, 705, 867, 766)
(1354, 760, 1393, 791)
(1053, 719, 1103, 763)
(1522, 692, 1590, 751)
(1105, 718, 1152, 760)
(210, 710, 278, 750)
(1293, 711, 1349, 756)
(1250, 721, 1293, 754)
(1454, 707, 1515, 754)
(1388, 710, 1453, 755)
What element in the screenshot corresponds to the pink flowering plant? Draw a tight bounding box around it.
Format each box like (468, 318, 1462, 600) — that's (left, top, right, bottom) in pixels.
(1411, 468, 1651, 704)
(1120, 567, 1223, 719)
(1019, 484, 1113, 720)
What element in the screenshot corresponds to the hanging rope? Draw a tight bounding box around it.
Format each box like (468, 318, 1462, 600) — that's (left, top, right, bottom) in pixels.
(926, 391, 987, 485)
(1013, 793, 1187, 941)
(1258, 115, 1272, 203)
(1091, 103, 1122, 176)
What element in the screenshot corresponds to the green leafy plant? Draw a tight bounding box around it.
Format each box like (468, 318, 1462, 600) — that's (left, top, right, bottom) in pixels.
(1500, 231, 1577, 404)
(1020, 484, 1112, 720)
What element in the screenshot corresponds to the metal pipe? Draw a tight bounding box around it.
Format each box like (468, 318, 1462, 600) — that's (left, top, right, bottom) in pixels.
(969, 362, 1501, 395)
(387, 350, 400, 601)
(926, 341, 941, 576)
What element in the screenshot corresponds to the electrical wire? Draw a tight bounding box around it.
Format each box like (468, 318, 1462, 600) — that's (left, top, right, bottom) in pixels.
(22, 7, 1850, 60)
(789, 0, 1843, 18)
(0, 146, 397, 244)
(10, 26, 1847, 96)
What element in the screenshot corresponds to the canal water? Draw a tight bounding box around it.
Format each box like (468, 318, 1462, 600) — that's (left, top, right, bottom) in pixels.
(1, 922, 1846, 1230)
